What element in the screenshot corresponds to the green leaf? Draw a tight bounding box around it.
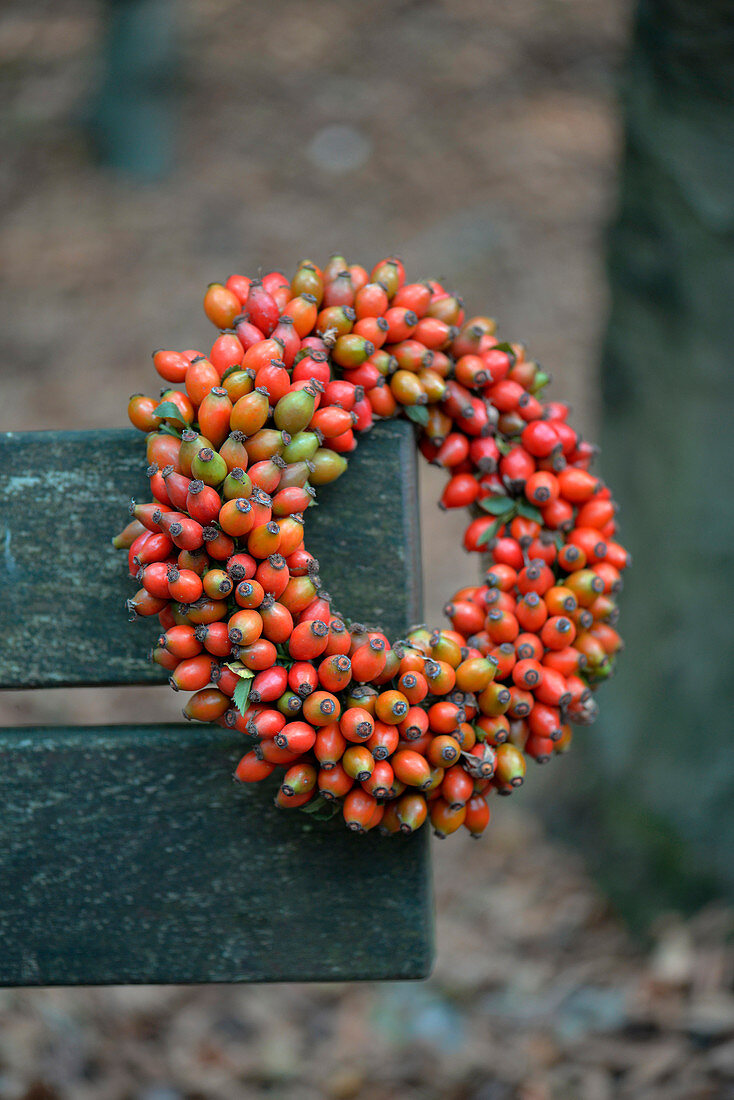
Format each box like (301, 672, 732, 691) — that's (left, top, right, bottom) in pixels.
(515, 501, 544, 523)
(492, 341, 517, 364)
(495, 437, 513, 456)
(153, 401, 190, 425)
(157, 423, 183, 438)
(479, 495, 516, 516)
(233, 676, 253, 716)
(300, 794, 340, 821)
(405, 405, 429, 426)
(476, 517, 505, 546)
(268, 650, 297, 670)
(227, 663, 256, 718)
(225, 662, 255, 679)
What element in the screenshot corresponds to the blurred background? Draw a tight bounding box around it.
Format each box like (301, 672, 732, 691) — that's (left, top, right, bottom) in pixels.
(2, 0, 733, 1097)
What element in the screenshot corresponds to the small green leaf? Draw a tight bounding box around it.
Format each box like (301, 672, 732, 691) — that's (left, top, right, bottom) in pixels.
(405, 405, 429, 426)
(476, 517, 505, 546)
(225, 662, 255, 679)
(300, 794, 340, 821)
(157, 423, 183, 438)
(153, 401, 189, 425)
(515, 501, 544, 523)
(492, 341, 517, 364)
(495, 437, 513, 456)
(479, 495, 516, 516)
(233, 676, 253, 716)
(271, 650, 296, 670)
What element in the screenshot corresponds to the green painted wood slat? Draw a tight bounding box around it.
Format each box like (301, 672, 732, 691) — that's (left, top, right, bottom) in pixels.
(0, 423, 422, 688)
(0, 725, 433, 985)
(0, 422, 433, 984)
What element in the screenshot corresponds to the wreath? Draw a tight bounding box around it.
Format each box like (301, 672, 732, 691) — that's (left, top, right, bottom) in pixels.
(116, 255, 627, 838)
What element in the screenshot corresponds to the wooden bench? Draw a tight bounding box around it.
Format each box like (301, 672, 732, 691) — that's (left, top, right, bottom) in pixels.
(0, 421, 434, 985)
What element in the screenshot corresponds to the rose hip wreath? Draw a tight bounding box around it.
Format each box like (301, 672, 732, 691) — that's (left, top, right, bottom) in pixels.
(117, 255, 627, 839)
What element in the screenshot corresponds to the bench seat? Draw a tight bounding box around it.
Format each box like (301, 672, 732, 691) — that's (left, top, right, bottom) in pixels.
(0, 422, 433, 984)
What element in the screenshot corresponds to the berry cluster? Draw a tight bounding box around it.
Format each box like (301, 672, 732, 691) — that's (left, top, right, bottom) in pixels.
(117, 255, 627, 839)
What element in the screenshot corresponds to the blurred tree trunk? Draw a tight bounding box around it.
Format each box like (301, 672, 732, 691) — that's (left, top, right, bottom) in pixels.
(87, 0, 178, 179)
(551, 0, 734, 925)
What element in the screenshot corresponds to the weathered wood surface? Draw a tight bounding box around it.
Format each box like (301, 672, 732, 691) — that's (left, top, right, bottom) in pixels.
(0, 422, 422, 688)
(0, 724, 433, 985)
(0, 420, 433, 984)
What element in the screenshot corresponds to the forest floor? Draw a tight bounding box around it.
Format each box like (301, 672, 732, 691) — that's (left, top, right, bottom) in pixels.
(1, 813, 733, 1099)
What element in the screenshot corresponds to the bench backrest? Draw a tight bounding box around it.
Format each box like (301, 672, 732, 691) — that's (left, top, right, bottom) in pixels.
(0, 422, 433, 984)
